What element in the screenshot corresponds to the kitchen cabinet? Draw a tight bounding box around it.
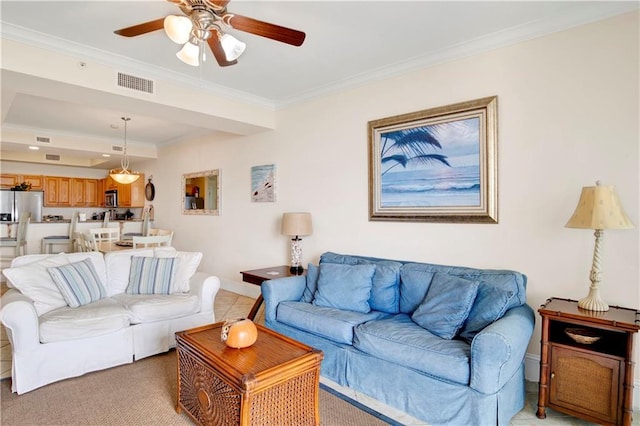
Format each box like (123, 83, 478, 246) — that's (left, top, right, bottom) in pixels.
(1, 174, 44, 189)
(104, 175, 118, 190)
(0, 174, 19, 188)
(97, 179, 105, 206)
(85, 179, 99, 207)
(537, 297, 639, 425)
(70, 178, 100, 207)
(129, 176, 145, 207)
(71, 178, 85, 206)
(44, 176, 70, 206)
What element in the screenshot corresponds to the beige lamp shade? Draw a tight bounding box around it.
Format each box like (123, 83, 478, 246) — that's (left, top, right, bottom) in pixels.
(281, 212, 313, 236)
(565, 181, 634, 230)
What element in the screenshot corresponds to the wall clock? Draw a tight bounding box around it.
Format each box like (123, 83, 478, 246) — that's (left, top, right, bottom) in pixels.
(145, 176, 155, 201)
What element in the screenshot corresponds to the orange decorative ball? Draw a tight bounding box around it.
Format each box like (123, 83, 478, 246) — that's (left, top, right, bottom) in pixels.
(221, 319, 258, 348)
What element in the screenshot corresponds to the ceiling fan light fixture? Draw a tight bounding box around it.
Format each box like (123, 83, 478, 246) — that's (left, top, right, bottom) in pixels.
(164, 15, 192, 44)
(220, 33, 246, 61)
(109, 117, 140, 185)
(176, 41, 200, 66)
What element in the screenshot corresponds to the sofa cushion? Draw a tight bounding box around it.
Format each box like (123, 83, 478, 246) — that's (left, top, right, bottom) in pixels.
(153, 248, 203, 293)
(3, 255, 69, 315)
(353, 314, 471, 385)
(112, 293, 200, 324)
(277, 301, 388, 345)
(104, 249, 155, 295)
(320, 252, 401, 314)
(38, 298, 131, 343)
(411, 273, 479, 339)
(301, 263, 319, 303)
(127, 256, 178, 295)
(459, 284, 517, 343)
(399, 267, 436, 313)
(104, 249, 202, 295)
(312, 263, 375, 313)
(48, 258, 107, 307)
(399, 262, 526, 314)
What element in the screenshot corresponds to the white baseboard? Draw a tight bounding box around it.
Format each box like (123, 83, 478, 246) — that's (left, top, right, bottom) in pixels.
(524, 352, 640, 410)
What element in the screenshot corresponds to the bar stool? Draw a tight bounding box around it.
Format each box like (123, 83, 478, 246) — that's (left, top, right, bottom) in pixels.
(0, 212, 31, 257)
(122, 210, 150, 240)
(42, 211, 79, 254)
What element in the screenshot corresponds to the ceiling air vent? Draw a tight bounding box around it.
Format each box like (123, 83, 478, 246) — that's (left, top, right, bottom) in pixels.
(45, 154, 61, 161)
(117, 72, 154, 94)
(112, 145, 123, 152)
(36, 136, 51, 143)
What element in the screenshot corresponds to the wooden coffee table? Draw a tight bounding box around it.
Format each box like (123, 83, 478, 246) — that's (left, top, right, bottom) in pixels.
(176, 322, 323, 426)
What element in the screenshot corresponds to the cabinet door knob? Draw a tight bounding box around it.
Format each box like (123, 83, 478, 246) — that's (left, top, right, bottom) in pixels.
(551, 372, 555, 379)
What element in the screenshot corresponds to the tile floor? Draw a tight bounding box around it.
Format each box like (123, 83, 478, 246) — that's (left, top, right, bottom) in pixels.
(2, 287, 639, 425)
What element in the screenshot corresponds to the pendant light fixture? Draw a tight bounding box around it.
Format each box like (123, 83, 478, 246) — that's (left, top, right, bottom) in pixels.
(109, 117, 140, 184)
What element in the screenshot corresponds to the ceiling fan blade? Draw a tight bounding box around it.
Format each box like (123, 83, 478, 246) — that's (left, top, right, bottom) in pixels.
(207, 37, 238, 67)
(222, 14, 306, 46)
(208, 0, 230, 8)
(114, 18, 166, 37)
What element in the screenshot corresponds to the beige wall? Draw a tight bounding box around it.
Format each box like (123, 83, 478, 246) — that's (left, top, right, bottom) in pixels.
(145, 11, 639, 380)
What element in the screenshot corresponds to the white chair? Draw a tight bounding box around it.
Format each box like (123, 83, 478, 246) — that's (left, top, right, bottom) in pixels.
(42, 211, 79, 254)
(73, 232, 94, 252)
(132, 234, 172, 249)
(88, 227, 119, 251)
(148, 229, 174, 246)
(0, 212, 31, 257)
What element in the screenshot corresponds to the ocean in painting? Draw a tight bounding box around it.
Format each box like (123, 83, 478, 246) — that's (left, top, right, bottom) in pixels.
(251, 164, 276, 202)
(381, 165, 480, 207)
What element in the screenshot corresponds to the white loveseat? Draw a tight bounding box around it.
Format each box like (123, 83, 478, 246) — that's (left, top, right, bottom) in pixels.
(0, 248, 220, 394)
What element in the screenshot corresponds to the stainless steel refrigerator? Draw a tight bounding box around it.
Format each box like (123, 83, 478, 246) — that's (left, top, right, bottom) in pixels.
(0, 189, 43, 222)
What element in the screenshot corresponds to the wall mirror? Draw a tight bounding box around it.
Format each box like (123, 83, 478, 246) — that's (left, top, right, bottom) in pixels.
(182, 169, 220, 215)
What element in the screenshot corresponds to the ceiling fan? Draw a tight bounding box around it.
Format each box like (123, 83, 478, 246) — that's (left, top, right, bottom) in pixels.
(114, 0, 306, 67)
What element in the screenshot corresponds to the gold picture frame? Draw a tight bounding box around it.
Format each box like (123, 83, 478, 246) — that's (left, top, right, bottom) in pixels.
(368, 96, 498, 223)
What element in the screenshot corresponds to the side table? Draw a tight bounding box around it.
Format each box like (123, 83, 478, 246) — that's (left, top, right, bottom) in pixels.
(176, 321, 323, 425)
(240, 265, 306, 320)
(537, 297, 640, 425)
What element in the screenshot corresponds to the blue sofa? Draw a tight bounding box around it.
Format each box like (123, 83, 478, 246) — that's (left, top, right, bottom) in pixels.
(262, 252, 535, 425)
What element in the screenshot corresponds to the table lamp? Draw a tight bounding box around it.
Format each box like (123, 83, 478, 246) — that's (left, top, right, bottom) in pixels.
(281, 212, 313, 274)
(565, 181, 634, 311)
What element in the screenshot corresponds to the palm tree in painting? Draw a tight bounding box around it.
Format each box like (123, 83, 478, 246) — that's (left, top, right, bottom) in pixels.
(380, 125, 451, 176)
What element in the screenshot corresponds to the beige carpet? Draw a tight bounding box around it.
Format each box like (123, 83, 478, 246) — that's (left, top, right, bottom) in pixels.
(0, 350, 392, 426)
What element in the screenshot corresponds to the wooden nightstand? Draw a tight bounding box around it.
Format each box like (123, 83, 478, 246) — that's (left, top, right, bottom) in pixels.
(240, 266, 306, 320)
(537, 297, 640, 425)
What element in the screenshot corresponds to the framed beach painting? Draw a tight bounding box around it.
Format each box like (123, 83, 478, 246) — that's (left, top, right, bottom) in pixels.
(251, 164, 276, 202)
(368, 96, 498, 223)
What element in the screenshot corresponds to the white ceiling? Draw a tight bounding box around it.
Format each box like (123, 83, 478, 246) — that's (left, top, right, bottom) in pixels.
(1, 1, 637, 169)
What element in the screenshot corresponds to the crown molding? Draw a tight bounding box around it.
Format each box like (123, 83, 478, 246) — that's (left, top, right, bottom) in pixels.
(0, 22, 276, 109)
(275, 2, 639, 108)
(2, 3, 637, 110)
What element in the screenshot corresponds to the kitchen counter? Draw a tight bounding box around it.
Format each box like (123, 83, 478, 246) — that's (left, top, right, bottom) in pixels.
(1, 219, 145, 225)
(0, 219, 149, 243)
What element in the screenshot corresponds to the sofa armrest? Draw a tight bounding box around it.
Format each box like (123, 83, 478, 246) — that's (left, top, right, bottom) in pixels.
(469, 304, 535, 394)
(188, 272, 221, 315)
(0, 289, 41, 352)
(261, 276, 306, 323)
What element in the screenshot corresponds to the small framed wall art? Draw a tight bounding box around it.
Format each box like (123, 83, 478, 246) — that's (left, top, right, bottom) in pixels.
(251, 164, 276, 202)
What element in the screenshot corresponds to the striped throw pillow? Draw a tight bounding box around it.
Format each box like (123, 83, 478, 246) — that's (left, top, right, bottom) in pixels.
(127, 256, 177, 295)
(48, 258, 107, 308)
